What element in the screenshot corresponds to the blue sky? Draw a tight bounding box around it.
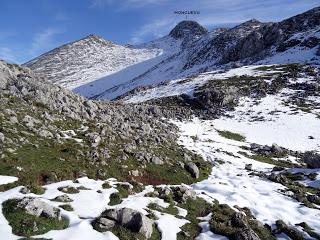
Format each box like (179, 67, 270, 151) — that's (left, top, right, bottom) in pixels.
(0, 0, 319, 63)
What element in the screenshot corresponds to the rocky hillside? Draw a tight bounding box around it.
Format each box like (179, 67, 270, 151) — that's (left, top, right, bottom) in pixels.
(2, 59, 320, 239)
(0, 60, 211, 188)
(24, 7, 319, 101)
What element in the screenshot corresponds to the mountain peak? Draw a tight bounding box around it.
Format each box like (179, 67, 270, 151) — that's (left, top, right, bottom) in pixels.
(169, 20, 208, 39)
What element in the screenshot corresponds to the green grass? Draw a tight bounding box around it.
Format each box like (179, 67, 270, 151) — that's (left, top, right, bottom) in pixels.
(209, 202, 276, 240)
(2, 199, 69, 237)
(217, 130, 246, 142)
(58, 186, 80, 194)
(59, 204, 74, 211)
(148, 202, 179, 216)
(177, 197, 212, 240)
(238, 151, 296, 168)
(110, 225, 145, 240)
(108, 184, 131, 206)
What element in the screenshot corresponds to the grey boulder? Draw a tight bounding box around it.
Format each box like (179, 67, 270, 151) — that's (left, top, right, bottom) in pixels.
(17, 197, 61, 219)
(185, 162, 199, 178)
(97, 207, 153, 238)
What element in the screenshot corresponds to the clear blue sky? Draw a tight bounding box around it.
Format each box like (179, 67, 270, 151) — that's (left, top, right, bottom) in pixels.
(0, 0, 319, 63)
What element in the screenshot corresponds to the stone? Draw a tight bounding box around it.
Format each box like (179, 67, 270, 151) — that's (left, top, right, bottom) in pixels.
(275, 220, 304, 240)
(151, 156, 164, 165)
(271, 143, 284, 155)
(129, 170, 140, 177)
(0, 132, 4, 143)
(19, 187, 31, 194)
(38, 129, 53, 138)
(86, 132, 101, 147)
(245, 164, 253, 171)
(302, 151, 320, 168)
(231, 212, 248, 228)
(272, 166, 285, 172)
(99, 208, 153, 238)
(17, 197, 61, 219)
(9, 116, 18, 124)
(307, 194, 320, 205)
(232, 228, 261, 240)
(185, 162, 199, 178)
(123, 144, 136, 154)
(53, 194, 73, 202)
(94, 217, 116, 230)
(268, 173, 288, 184)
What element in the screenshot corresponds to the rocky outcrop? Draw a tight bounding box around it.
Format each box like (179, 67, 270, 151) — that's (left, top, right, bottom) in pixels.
(185, 7, 320, 69)
(302, 151, 320, 168)
(93, 208, 153, 238)
(17, 197, 61, 219)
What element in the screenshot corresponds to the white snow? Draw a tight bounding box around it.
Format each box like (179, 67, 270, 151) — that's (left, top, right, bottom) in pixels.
(125, 65, 271, 103)
(0, 176, 18, 185)
(154, 211, 189, 240)
(0, 177, 192, 240)
(74, 36, 183, 99)
(174, 118, 320, 233)
(212, 92, 320, 152)
(25, 36, 161, 90)
(196, 214, 227, 240)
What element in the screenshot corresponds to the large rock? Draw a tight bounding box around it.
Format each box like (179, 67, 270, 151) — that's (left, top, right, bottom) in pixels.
(185, 162, 199, 178)
(17, 197, 61, 219)
(0, 132, 4, 143)
(96, 208, 153, 238)
(232, 228, 261, 240)
(302, 151, 320, 168)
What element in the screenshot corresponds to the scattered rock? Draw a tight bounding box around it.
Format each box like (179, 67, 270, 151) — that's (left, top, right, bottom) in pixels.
(275, 220, 304, 240)
(53, 194, 73, 202)
(245, 164, 253, 171)
(17, 197, 61, 219)
(151, 156, 164, 165)
(272, 166, 285, 172)
(0, 132, 4, 143)
(307, 194, 320, 205)
(302, 151, 320, 168)
(185, 162, 199, 178)
(232, 228, 261, 240)
(94, 208, 153, 238)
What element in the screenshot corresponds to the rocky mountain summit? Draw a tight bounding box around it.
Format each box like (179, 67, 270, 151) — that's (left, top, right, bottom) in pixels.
(169, 20, 208, 39)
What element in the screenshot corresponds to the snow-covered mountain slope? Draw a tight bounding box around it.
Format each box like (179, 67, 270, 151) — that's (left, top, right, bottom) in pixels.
(23, 35, 161, 89)
(74, 35, 183, 99)
(124, 63, 320, 150)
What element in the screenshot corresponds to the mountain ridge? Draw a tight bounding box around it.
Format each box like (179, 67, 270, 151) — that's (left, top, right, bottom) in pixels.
(23, 7, 320, 100)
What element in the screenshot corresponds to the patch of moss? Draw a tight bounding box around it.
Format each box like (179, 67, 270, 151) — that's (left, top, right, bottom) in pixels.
(110, 224, 145, 240)
(148, 202, 179, 216)
(102, 182, 112, 189)
(2, 199, 69, 237)
(238, 151, 296, 168)
(217, 130, 246, 142)
(150, 224, 161, 240)
(58, 186, 80, 194)
(177, 197, 212, 240)
(59, 204, 74, 211)
(209, 201, 276, 240)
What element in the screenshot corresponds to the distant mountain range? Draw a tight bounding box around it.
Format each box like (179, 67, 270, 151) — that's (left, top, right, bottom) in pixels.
(24, 7, 320, 100)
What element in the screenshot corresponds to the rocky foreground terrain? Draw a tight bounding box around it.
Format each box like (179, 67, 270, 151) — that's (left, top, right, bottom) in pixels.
(1, 6, 320, 240)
